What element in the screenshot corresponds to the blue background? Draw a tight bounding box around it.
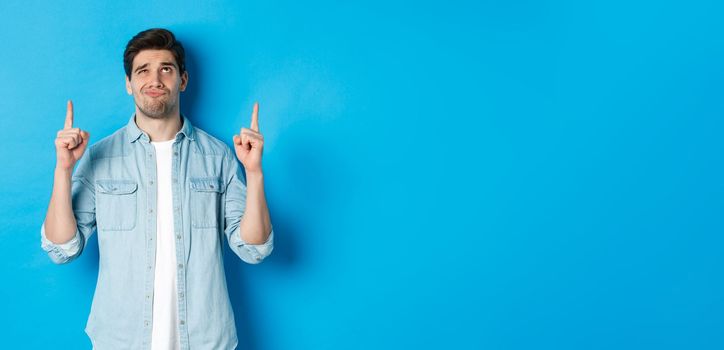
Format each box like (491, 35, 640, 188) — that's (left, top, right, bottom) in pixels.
(1, 0, 722, 349)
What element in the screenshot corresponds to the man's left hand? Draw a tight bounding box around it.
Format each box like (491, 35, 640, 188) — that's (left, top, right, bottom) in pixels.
(233, 102, 264, 173)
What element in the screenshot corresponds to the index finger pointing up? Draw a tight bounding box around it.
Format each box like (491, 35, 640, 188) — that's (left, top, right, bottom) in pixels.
(65, 100, 74, 129)
(250, 102, 259, 132)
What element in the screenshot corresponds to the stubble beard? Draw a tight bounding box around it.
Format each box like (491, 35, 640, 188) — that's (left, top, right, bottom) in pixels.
(137, 95, 175, 119)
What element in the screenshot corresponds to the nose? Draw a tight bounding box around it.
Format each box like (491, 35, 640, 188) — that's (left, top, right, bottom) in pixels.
(148, 70, 163, 88)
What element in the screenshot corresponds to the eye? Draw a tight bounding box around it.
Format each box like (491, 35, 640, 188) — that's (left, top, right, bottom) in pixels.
(161, 67, 172, 73)
(136, 69, 147, 74)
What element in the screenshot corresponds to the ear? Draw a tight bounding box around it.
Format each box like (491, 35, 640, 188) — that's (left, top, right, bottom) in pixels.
(125, 75, 133, 95)
(180, 71, 189, 92)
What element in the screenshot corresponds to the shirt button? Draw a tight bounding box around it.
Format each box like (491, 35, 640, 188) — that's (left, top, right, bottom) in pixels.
(147, 265, 152, 270)
(149, 180, 154, 185)
(148, 153, 152, 158)
(180, 320, 185, 325)
(174, 152, 179, 156)
(149, 208, 153, 213)
(178, 264, 183, 269)
(176, 235, 181, 239)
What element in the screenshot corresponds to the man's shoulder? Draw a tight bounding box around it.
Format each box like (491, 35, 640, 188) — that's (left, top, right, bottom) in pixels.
(87, 126, 129, 160)
(84, 123, 233, 159)
(190, 126, 232, 157)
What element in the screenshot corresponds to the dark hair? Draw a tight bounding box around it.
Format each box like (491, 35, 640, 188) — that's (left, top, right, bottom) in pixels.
(123, 28, 186, 79)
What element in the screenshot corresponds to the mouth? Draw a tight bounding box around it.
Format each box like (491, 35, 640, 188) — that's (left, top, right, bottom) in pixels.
(144, 90, 166, 97)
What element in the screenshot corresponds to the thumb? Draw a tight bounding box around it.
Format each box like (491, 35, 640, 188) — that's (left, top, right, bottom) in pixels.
(75, 133, 89, 155)
(75, 131, 90, 154)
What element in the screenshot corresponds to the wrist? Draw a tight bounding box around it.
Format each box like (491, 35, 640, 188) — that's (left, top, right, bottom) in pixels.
(54, 166, 73, 175)
(245, 169, 264, 180)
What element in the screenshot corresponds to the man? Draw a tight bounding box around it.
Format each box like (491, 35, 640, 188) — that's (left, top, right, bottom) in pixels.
(41, 28, 274, 349)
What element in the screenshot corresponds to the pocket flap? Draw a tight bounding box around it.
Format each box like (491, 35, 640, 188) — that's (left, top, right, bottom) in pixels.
(190, 178, 223, 192)
(96, 180, 138, 195)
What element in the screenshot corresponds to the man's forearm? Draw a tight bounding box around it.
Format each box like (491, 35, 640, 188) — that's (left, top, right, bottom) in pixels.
(44, 167, 78, 244)
(239, 171, 272, 244)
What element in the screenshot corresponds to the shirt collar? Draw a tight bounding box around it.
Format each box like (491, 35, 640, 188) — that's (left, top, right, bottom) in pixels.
(126, 113, 195, 143)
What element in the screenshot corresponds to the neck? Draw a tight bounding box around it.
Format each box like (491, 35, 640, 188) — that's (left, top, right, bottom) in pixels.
(134, 109, 182, 142)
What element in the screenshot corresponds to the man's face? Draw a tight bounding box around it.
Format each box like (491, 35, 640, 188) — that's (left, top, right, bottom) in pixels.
(125, 49, 188, 119)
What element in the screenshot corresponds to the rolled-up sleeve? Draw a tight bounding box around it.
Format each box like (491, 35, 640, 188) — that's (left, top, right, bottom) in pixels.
(40, 223, 83, 264)
(222, 147, 274, 264)
(230, 225, 274, 264)
(40, 150, 96, 264)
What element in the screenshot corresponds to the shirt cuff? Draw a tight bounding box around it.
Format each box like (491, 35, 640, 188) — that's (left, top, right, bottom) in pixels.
(235, 225, 274, 263)
(40, 222, 82, 264)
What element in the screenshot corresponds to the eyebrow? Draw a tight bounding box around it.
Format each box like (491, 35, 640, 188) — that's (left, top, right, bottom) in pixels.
(134, 62, 178, 73)
(134, 63, 149, 73)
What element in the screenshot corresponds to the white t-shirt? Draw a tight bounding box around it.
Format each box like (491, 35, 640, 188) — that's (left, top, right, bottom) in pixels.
(150, 139, 181, 350)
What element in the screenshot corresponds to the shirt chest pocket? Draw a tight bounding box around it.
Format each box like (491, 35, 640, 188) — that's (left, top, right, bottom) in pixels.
(95, 180, 138, 231)
(189, 177, 224, 229)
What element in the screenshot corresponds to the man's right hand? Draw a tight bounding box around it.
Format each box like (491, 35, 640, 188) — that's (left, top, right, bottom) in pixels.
(55, 100, 90, 170)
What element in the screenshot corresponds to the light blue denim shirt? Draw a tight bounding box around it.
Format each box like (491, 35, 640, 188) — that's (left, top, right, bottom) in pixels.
(40, 114, 274, 350)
